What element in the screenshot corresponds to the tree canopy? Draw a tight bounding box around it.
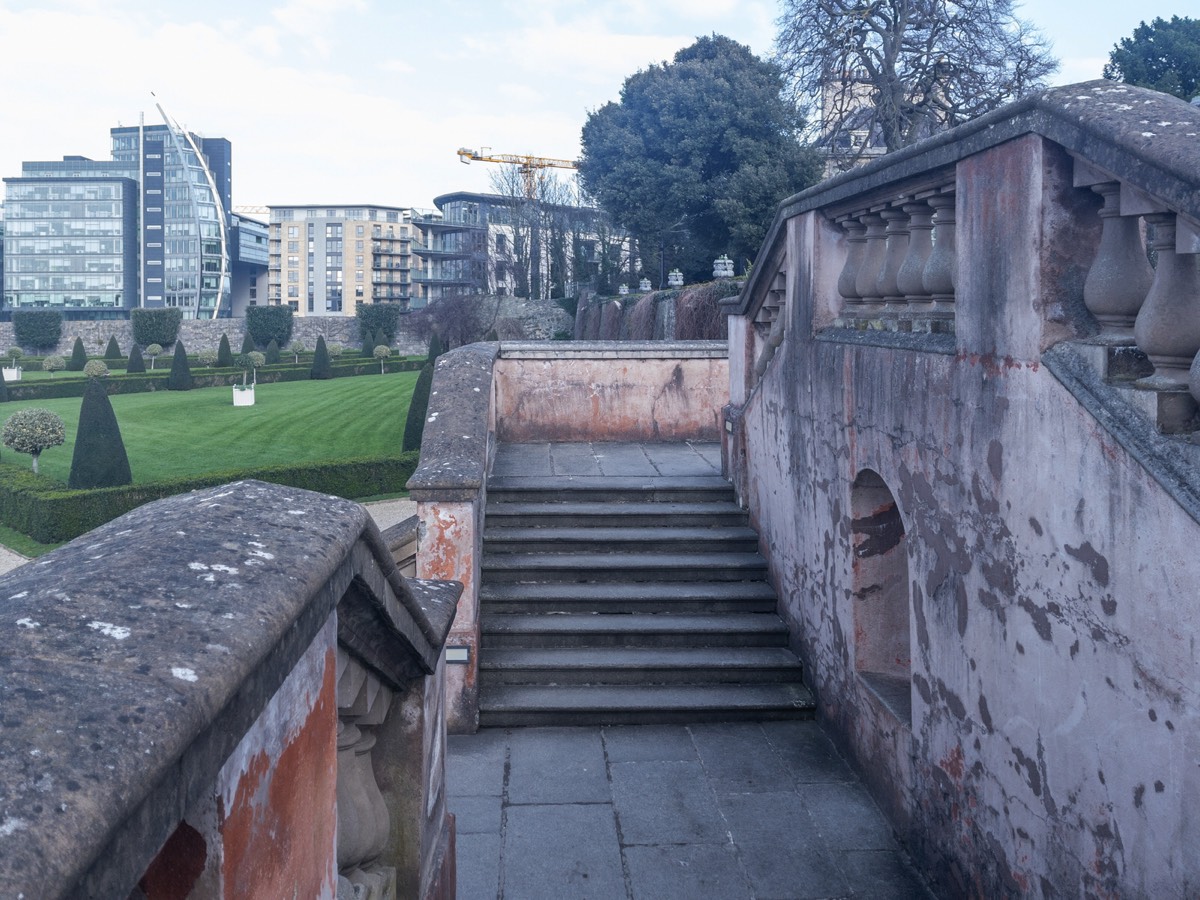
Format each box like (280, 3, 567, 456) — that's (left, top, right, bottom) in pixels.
(775, 0, 1057, 165)
(579, 34, 822, 280)
(1105, 16, 1200, 101)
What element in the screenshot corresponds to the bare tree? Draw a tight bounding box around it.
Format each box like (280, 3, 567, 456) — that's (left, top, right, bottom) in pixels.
(775, 0, 1058, 167)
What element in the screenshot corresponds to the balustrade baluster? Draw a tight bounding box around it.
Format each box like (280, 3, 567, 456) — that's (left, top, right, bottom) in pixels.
(897, 199, 934, 307)
(877, 205, 911, 328)
(1134, 213, 1200, 386)
(855, 212, 888, 314)
(923, 193, 956, 324)
(837, 216, 867, 318)
(1083, 182, 1154, 339)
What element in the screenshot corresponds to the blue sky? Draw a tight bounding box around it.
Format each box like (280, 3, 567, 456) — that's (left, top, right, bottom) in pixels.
(0, 0, 1195, 209)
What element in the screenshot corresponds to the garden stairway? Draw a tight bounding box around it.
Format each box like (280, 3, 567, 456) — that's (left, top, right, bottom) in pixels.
(477, 442, 815, 726)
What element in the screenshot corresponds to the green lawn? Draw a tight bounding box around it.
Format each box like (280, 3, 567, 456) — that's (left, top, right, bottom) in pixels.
(0, 371, 420, 485)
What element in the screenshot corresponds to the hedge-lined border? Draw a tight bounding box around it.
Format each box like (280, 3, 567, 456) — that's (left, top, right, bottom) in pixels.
(0, 453, 419, 544)
(5, 358, 425, 402)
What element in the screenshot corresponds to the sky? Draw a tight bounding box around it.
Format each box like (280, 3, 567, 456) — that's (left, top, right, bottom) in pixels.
(0, 0, 1196, 211)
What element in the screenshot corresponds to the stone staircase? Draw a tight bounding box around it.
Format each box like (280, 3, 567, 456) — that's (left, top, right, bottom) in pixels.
(477, 467, 815, 726)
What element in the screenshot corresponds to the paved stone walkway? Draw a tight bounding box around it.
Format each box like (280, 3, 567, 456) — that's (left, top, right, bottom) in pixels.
(448, 722, 935, 899)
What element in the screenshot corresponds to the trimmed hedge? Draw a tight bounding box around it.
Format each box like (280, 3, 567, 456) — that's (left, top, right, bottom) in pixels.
(0, 452, 420, 543)
(68, 337, 88, 371)
(130, 308, 183, 347)
(217, 334, 234, 367)
(2, 357, 425, 401)
(246, 306, 294, 347)
(13, 310, 63, 351)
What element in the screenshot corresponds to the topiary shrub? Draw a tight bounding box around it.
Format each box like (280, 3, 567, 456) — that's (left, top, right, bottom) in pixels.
(356, 302, 401, 346)
(265, 339, 281, 365)
(311, 335, 332, 380)
(402, 362, 434, 451)
(327, 343, 343, 359)
(43, 356, 66, 378)
(67, 337, 88, 372)
(167, 341, 193, 391)
(3, 408, 66, 474)
(126, 344, 146, 374)
(289, 341, 305, 364)
(216, 334, 234, 367)
(246, 305, 294, 347)
(104, 336, 122, 360)
(130, 308, 183, 347)
(197, 349, 217, 367)
(12, 310, 63, 352)
(145, 344, 163, 370)
(235, 351, 265, 386)
(241, 331, 257, 354)
(0, 368, 7, 403)
(68, 377, 132, 489)
(427, 333, 443, 363)
(374, 344, 391, 374)
(83, 360, 109, 379)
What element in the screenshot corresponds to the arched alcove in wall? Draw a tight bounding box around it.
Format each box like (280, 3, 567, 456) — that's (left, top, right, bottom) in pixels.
(850, 469, 912, 721)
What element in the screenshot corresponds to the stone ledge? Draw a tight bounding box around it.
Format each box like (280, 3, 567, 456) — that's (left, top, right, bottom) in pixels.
(815, 328, 956, 355)
(0, 480, 460, 898)
(499, 340, 727, 360)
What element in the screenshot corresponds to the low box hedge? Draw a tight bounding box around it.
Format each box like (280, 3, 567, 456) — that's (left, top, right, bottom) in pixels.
(0, 452, 419, 543)
(3, 357, 424, 401)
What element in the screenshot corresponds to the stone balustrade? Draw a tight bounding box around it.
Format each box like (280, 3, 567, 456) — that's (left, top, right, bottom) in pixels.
(719, 80, 1200, 898)
(0, 481, 460, 899)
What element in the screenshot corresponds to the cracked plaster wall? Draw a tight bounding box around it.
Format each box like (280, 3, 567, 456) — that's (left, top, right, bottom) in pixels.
(734, 137, 1199, 897)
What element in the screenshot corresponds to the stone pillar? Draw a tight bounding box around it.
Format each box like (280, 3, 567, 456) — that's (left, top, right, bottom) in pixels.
(1083, 182, 1154, 339)
(1133, 213, 1200, 386)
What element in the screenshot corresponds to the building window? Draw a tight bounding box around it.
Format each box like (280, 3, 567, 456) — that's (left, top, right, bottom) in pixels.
(288, 241, 299, 252)
(288, 226, 298, 237)
(288, 285, 299, 297)
(356, 225, 365, 236)
(356, 270, 363, 281)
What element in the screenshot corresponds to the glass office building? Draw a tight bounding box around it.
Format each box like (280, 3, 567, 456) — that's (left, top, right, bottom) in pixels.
(3, 115, 234, 319)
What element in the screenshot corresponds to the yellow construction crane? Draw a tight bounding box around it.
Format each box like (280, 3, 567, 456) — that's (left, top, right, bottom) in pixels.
(457, 147, 578, 198)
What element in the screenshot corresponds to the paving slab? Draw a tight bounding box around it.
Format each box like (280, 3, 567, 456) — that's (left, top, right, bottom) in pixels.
(502, 803, 627, 900)
(505, 726, 610, 805)
(446, 722, 938, 900)
(610, 759, 728, 845)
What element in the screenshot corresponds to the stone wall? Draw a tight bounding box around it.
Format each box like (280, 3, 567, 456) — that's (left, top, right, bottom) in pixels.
(724, 84, 1200, 898)
(0, 317, 428, 358)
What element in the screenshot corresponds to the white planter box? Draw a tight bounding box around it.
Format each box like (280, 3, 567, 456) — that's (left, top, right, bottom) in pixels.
(233, 385, 255, 406)
(3, 368, 22, 381)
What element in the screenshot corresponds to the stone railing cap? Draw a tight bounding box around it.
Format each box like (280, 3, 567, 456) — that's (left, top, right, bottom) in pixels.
(731, 79, 1200, 317)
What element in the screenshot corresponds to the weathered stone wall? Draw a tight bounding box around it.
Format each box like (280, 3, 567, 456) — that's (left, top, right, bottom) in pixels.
(727, 127, 1200, 897)
(0, 317, 427, 357)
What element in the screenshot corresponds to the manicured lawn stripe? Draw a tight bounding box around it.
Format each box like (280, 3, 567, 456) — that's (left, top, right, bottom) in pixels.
(0, 371, 419, 485)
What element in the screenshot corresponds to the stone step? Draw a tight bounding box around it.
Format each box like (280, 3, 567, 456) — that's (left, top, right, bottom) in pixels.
(481, 550, 769, 583)
(478, 683, 817, 727)
(483, 525, 761, 555)
(479, 581, 779, 614)
(485, 499, 749, 528)
(487, 474, 735, 504)
(481, 612, 789, 648)
(480, 647, 805, 685)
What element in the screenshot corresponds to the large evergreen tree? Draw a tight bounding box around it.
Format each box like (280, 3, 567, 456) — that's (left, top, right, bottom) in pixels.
(1105, 17, 1200, 101)
(579, 35, 823, 279)
(69, 377, 132, 489)
(217, 333, 234, 368)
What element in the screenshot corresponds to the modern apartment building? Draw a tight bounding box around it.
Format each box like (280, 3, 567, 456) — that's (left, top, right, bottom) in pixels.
(2, 114, 262, 319)
(266, 205, 415, 316)
(412, 191, 611, 306)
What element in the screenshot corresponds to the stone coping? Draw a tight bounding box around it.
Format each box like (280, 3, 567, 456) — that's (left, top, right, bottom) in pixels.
(498, 340, 728, 360)
(0, 480, 459, 898)
(729, 79, 1200, 317)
